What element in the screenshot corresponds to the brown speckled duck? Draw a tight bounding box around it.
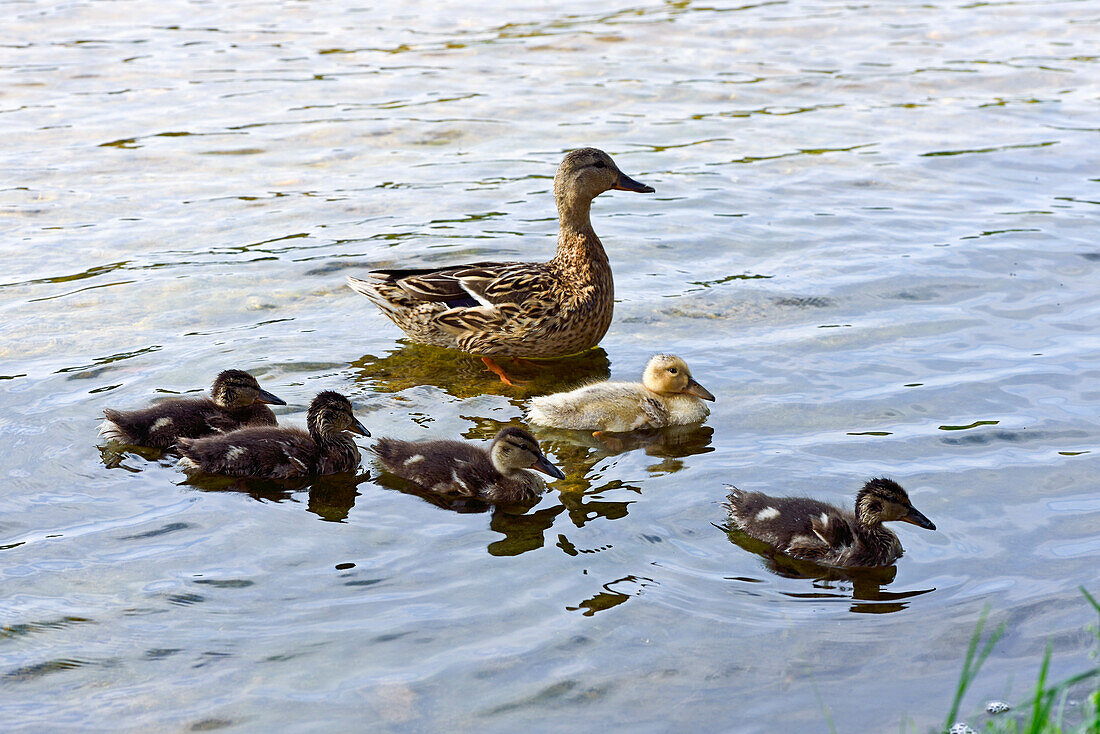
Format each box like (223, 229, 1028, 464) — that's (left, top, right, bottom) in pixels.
(526, 354, 715, 432)
(177, 391, 369, 478)
(99, 369, 285, 449)
(725, 477, 936, 568)
(346, 148, 654, 383)
(374, 426, 565, 503)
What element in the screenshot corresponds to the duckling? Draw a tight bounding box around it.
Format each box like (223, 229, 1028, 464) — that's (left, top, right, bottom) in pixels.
(177, 391, 370, 478)
(374, 426, 566, 503)
(99, 369, 286, 449)
(346, 148, 654, 382)
(725, 477, 936, 568)
(526, 354, 715, 432)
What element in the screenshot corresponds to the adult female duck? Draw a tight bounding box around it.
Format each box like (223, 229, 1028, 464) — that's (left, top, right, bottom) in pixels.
(346, 148, 653, 382)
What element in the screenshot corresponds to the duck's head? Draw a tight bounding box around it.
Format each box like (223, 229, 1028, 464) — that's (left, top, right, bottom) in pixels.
(307, 391, 371, 439)
(554, 148, 654, 207)
(642, 354, 716, 401)
(855, 477, 935, 530)
(489, 426, 566, 480)
(212, 369, 286, 409)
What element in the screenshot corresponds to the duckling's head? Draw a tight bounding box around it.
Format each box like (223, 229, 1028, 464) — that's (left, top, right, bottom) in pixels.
(489, 427, 566, 480)
(554, 148, 654, 209)
(212, 369, 286, 410)
(306, 391, 371, 439)
(642, 354, 716, 401)
(855, 477, 935, 530)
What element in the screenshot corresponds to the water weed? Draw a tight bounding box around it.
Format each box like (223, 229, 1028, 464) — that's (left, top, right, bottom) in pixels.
(946, 588, 1100, 734)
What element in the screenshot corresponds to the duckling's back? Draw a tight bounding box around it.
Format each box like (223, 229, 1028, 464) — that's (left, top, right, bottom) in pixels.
(101, 398, 274, 449)
(178, 426, 316, 478)
(726, 489, 858, 563)
(527, 381, 668, 432)
(375, 437, 500, 495)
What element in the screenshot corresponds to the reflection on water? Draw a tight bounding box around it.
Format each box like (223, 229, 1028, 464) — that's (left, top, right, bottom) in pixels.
(183, 471, 368, 523)
(566, 575, 656, 617)
(350, 342, 611, 400)
(723, 524, 935, 614)
(487, 505, 564, 556)
(98, 443, 169, 472)
(534, 424, 715, 479)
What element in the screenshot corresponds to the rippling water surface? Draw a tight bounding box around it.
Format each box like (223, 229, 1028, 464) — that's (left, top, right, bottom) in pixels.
(3, 1, 1099, 730)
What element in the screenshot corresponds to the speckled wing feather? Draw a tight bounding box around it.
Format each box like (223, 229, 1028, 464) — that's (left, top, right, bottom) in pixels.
(373, 262, 520, 306)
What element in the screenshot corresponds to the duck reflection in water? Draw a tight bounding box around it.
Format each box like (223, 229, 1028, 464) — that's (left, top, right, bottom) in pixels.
(349, 342, 610, 400)
(533, 423, 714, 474)
(723, 526, 935, 614)
(181, 471, 370, 523)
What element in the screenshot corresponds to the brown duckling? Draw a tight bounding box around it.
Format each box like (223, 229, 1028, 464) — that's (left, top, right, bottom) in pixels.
(99, 369, 285, 449)
(177, 391, 370, 478)
(374, 426, 566, 503)
(725, 477, 936, 568)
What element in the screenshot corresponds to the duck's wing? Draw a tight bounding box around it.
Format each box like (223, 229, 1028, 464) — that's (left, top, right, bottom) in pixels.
(366, 261, 547, 309)
(809, 510, 854, 549)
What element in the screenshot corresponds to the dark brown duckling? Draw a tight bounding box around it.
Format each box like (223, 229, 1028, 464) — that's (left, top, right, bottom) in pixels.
(725, 477, 936, 568)
(99, 369, 285, 449)
(374, 426, 566, 503)
(177, 391, 370, 478)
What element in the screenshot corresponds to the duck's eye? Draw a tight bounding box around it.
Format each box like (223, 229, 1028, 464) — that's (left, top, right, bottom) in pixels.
(668, 367, 678, 374)
(592, 160, 607, 169)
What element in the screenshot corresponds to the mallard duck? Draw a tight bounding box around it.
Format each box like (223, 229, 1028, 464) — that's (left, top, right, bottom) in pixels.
(99, 369, 285, 449)
(373, 426, 566, 503)
(725, 477, 936, 568)
(177, 391, 370, 478)
(346, 147, 654, 381)
(526, 354, 715, 432)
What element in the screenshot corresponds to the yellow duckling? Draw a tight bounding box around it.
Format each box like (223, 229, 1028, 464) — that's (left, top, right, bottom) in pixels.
(526, 354, 715, 432)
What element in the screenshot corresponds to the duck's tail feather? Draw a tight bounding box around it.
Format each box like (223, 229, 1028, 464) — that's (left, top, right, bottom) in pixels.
(347, 275, 409, 320)
(98, 415, 130, 444)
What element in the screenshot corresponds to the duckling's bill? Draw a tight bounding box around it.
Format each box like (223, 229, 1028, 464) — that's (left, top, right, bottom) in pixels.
(349, 418, 371, 437)
(257, 389, 287, 406)
(533, 453, 566, 480)
(685, 378, 716, 402)
(901, 505, 936, 530)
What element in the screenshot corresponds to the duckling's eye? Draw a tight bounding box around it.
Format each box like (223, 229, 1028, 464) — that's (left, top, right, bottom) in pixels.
(668, 367, 678, 375)
(592, 160, 607, 169)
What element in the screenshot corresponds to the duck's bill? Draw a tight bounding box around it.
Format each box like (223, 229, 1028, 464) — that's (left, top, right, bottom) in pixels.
(348, 418, 372, 437)
(901, 506, 936, 530)
(533, 454, 566, 480)
(613, 171, 655, 193)
(685, 378, 716, 402)
(257, 389, 287, 406)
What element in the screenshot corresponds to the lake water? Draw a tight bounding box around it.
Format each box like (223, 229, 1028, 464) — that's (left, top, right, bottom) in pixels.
(2, 0, 1099, 730)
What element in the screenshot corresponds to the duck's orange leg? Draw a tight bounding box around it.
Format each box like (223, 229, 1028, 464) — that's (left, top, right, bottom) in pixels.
(481, 357, 526, 386)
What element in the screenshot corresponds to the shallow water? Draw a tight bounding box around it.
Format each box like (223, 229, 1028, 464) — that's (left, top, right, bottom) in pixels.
(3, 0, 1099, 730)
